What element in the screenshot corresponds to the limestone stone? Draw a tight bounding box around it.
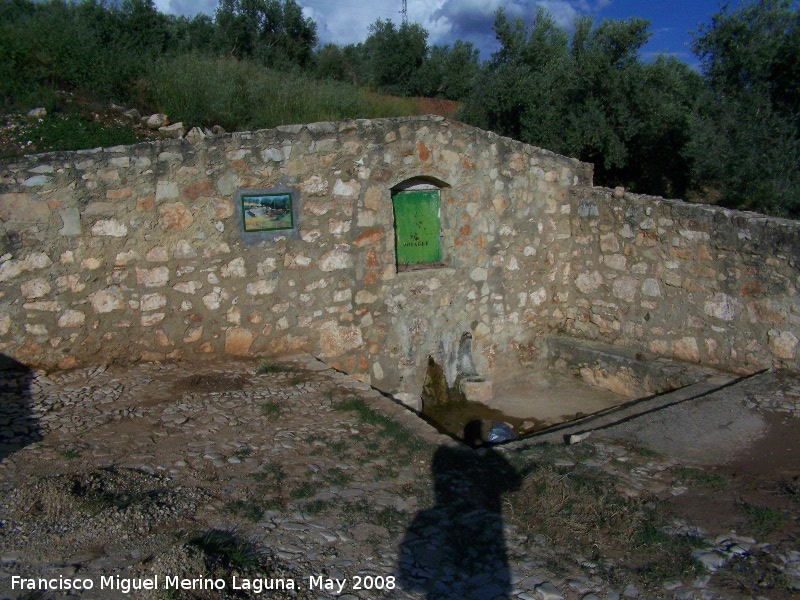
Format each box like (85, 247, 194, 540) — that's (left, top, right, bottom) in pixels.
(768, 330, 798, 360)
(58, 208, 81, 236)
(530, 288, 548, 306)
(81, 258, 102, 270)
(612, 277, 637, 303)
(471, 267, 488, 281)
(329, 220, 351, 235)
(91, 218, 127, 237)
(641, 278, 662, 297)
(156, 181, 179, 201)
(672, 337, 700, 362)
(246, 280, 277, 296)
(20, 278, 51, 299)
(22, 301, 59, 312)
(603, 254, 627, 271)
(136, 267, 169, 288)
(704, 293, 736, 321)
(146, 113, 169, 130)
(300, 175, 329, 196)
(319, 321, 364, 356)
(146, 246, 169, 262)
(0, 193, 51, 223)
(115, 250, 140, 266)
(159, 122, 184, 139)
(209, 198, 233, 219)
(320, 248, 353, 271)
(576, 271, 603, 293)
(333, 179, 360, 198)
(89, 287, 125, 313)
(174, 240, 198, 259)
(173, 281, 203, 294)
(141, 293, 167, 312)
(221, 257, 246, 278)
(355, 290, 378, 304)
(141, 313, 165, 326)
(0, 312, 10, 336)
(202, 287, 229, 310)
(58, 310, 85, 328)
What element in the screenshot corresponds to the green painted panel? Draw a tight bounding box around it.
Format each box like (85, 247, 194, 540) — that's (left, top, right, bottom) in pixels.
(393, 190, 442, 266)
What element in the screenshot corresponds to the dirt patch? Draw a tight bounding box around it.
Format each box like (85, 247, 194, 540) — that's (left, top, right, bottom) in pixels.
(173, 373, 249, 394)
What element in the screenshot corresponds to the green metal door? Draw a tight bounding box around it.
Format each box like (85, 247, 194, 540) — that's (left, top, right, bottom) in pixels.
(393, 189, 442, 267)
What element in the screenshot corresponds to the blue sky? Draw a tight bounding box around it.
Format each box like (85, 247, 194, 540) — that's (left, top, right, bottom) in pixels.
(154, 0, 743, 68)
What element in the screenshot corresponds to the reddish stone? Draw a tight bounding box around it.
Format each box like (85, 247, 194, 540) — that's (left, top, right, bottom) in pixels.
(417, 140, 431, 162)
(224, 327, 254, 356)
(370, 169, 392, 182)
(462, 156, 475, 169)
(353, 228, 383, 248)
(362, 270, 378, 285)
(459, 224, 471, 237)
(106, 187, 134, 200)
(158, 202, 193, 230)
(209, 198, 233, 219)
(365, 247, 380, 268)
(740, 280, 765, 298)
(136, 195, 155, 211)
(181, 180, 212, 201)
(358, 355, 368, 370)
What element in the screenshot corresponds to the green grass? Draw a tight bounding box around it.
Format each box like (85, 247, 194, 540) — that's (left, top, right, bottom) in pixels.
(257, 362, 300, 374)
(289, 482, 318, 499)
(333, 397, 427, 453)
(151, 54, 420, 132)
(260, 401, 283, 418)
(741, 502, 786, 537)
(672, 466, 729, 489)
(11, 113, 142, 156)
(189, 528, 263, 570)
(323, 467, 353, 487)
(224, 500, 264, 523)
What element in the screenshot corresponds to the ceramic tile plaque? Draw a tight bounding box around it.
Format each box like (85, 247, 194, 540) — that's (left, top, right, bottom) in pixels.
(234, 187, 299, 243)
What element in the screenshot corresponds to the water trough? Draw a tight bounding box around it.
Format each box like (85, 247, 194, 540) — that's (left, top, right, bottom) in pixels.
(417, 336, 742, 447)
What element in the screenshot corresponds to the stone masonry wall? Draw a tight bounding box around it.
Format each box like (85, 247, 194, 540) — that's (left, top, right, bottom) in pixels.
(0, 116, 591, 397)
(557, 188, 800, 373)
(0, 115, 798, 403)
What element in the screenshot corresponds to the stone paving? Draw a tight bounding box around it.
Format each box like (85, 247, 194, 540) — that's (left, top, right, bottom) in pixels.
(0, 356, 797, 599)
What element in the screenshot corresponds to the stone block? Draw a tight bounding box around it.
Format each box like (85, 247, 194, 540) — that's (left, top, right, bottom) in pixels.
(460, 378, 493, 404)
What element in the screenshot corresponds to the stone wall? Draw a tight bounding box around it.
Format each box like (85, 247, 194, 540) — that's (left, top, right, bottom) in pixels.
(0, 115, 797, 403)
(0, 116, 591, 397)
(555, 188, 800, 373)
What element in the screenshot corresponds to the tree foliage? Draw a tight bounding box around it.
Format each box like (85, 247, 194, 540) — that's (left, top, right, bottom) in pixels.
(686, 0, 800, 217)
(2, 0, 799, 218)
(214, 0, 317, 69)
(459, 8, 701, 197)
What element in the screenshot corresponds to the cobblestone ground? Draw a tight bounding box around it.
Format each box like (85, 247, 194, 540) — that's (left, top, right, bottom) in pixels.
(0, 356, 797, 600)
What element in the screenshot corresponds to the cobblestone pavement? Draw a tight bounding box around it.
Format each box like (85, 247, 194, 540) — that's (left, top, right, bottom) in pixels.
(0, 356, 798, 600)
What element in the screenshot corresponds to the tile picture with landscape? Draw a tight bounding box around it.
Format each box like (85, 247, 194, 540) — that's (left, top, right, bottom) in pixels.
(241, 192, 293, 232)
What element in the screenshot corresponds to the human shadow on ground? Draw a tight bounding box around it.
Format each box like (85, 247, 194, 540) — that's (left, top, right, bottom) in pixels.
(0, 353, 41, 461)
(398, 429, 522, 600)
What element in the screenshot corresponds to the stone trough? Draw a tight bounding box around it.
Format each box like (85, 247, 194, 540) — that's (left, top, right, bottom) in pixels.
(417, 336, 740, 447)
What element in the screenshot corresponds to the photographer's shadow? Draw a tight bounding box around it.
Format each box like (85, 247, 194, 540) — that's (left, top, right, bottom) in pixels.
(398, 427, 522, 600)
(0, 353, 41, 461)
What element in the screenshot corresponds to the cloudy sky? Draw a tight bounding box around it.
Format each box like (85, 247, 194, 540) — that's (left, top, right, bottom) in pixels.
(154, 0, 740, 66)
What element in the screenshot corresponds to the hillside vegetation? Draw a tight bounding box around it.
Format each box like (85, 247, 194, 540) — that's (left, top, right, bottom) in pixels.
(1, 0, 798, 218)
